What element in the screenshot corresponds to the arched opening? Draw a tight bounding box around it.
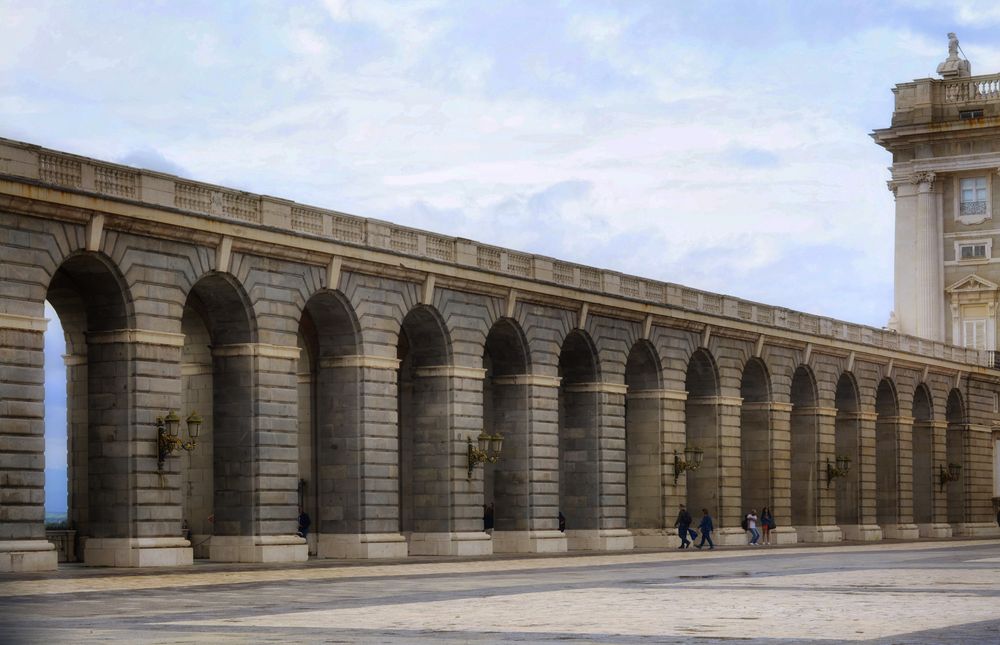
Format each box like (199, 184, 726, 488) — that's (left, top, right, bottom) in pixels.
(625, 340, 662, 531)
(790, 366, 819, 529)
(396, 306, 451, 548)
(181, 273, 255, 559)
(834, 373, 860, 527)
(740, 358, 771, 514)
(558, 329, 599, 547)
(297, 290, 361, 557)
(45, 253, 133, 563)
(43, 302, 68, 533)
(875, 379, 900, 528)
(482, 318, 529, 543)
(684, 349, 719, 515)
(946, 389, 966, 526)
(911, 384, 934, 527)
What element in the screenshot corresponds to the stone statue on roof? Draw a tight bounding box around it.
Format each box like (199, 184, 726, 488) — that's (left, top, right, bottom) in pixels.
(937, 32, 971, 79)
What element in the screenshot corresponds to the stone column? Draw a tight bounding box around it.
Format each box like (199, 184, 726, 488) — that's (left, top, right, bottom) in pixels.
(445, 365, 493, 556)
(714, 396, 746, 546)
(596, 383, 633, 550)
(626, 389, 681, 549)
(662, 389, 687, 549)
(768, 402, 798, 544)
(797, 406, 843, 543)
(880, 414, 920, 539)
(843, 411, 883, 540)
(893, 174, 944, 340)
(207, 343, 307, 564)
(954, 421, 1000, 536)
(922, 420, 953, 537)
(0, 313, 57, 572)
(316, 355, 408, 559)
(492, 374, 567, 553)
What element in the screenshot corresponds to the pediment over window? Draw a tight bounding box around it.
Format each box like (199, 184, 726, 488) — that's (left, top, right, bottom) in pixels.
(946, 274, 999, 294)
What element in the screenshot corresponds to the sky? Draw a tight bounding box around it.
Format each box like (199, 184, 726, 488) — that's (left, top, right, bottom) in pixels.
(2, 1, 998, 512)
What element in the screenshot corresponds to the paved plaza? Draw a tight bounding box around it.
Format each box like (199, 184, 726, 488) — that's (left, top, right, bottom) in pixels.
(1, 540, 999, 644)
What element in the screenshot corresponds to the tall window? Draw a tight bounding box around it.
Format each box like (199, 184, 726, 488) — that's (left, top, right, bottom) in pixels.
(960, 177, 988, 217)
(963, 318, 987, 350)
(959, 243, 988, 260)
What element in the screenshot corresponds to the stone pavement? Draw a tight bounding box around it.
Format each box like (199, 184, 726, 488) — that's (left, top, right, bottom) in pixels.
(1, 540, 999, 643)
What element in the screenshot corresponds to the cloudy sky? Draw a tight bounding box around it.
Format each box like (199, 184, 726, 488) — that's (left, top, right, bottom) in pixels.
(3, 1, 998, 511)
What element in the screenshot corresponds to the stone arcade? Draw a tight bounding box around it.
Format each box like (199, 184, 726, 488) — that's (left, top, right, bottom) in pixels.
(2, 49, 1000, 572)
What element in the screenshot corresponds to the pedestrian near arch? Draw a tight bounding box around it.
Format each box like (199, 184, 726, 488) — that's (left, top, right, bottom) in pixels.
(694, 509, 715, 550)
(760, 506, 775, 545)
(745, 509, 760, 546)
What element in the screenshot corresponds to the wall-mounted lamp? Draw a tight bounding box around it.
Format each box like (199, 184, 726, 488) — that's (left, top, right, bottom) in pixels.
(826, 454, 852, 488)
(157, 410, 202, 472)
(674, 446, 704, 484)
(468, 430, 503, 478)
(938, 462, 962, 491)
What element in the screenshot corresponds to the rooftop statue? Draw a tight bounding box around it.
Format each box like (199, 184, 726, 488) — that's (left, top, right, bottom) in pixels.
(936, 32, 971, 79)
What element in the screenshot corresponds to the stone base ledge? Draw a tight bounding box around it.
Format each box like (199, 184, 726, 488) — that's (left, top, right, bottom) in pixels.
(209, 535, 307, 563)
(406, 531, 493, 557)
(492, 530, 568, 554)
(796, 525, 843, 543)
(715, 527, 751, 546)
(882, 523, 920, 540)
(840, 524, 884, 541)
(317, 532, 408, 559)
(917, 523, 953, 538)
(630, 529, 681, 549)
(564, 529, 634, 551)
(84, 537, 192, 568)
(769, 527, 799, 545)
(0, 540, 58, 572)
(951, 522, 1000, 537)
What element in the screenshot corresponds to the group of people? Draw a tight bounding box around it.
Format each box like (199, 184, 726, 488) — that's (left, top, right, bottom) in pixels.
(673, 504, 777, 549)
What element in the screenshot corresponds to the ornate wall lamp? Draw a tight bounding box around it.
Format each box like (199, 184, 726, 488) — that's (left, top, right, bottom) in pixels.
(826, 455, 852, 488)
(673, 446, 704, 484)
(157, 410, 202, 472)
(468, 430, 503, 478)
(938, 462, 962, 490)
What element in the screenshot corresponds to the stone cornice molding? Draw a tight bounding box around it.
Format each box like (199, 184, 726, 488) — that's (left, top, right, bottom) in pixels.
(740, 401, 794, 412)
(838, 411, 880, 422)
(791, 406, 840, 418)
(562, 382, 629, 395)
(686, 395, 744, 407)
(320, 355, 401, 370)
(181, 362, 212, 376)
(491, 374, 562, 388)
(413, 365, 488, 379)
(0, 313, 48, 332)
(63, 354, 87, 366)
(86, 329, 185, 347)
(627, 388, 688, 401)
(212, 343, 301, 359)
(968, 423, 995, 434)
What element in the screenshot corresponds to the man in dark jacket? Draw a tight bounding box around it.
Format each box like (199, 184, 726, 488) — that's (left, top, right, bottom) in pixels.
(694, 508, 715, 550)
(674, 504, 694, 548)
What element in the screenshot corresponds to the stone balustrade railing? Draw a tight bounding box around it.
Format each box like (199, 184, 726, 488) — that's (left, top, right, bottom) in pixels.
(0, 138, 987, 367)
(942, 72, 1000, 103)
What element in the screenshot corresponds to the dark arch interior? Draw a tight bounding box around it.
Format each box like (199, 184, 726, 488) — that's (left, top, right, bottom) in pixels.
(625, 340, 662, 530)
(790, 366, 819, 527)
(911, 384, 935, 525)
(740, 358, 772, 515)
(875, 378, 900, 526)
(945, 388, 966, 524)
(834, 372, 861, 525)
(684, 349, 720, 520)
(558, 329, 600, 542)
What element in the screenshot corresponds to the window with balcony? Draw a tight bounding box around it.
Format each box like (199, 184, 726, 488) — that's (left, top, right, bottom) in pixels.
(963, 318, 988, 350)
(960, 177, 988, 217)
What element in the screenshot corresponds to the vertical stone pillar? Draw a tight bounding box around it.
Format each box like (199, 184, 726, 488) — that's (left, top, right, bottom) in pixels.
(714, 396, 745, 545)
(662, 390, 687, 549)
(797, 407, 843, 543)
(0, 313, 57, 572)
(768, 402, 798, 544)
(954, 421, 1000, 536)
(843, 411, 883, 540)
(595, 383, 632, 550)
(922, 420, 953, 537)
(913, 174, 944, 341)
(880, 414, 919, 539)
(317, 355, 408, 559)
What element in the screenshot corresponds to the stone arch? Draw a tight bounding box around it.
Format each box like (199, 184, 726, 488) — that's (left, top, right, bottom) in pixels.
(946, 388, 966, 526)
(684, 348, 720, 515)
(911, 384, 935, 527)
(397, 304, 453, 549)
(834, 372, 861, 527)
(558, 328, 601, 548)
(297, 289, 363, 557)
(740, 358, 772, 517)
(875, 378, 900, 528)
(790, 365, 820, 530)
(482, 317, 531, 544)
(625, 339, 663, 531)
(181, 272, 257, 559)
(46, 252, 134, 561)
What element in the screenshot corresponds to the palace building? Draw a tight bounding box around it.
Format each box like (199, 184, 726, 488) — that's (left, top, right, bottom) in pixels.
(1, 37, 999, 571)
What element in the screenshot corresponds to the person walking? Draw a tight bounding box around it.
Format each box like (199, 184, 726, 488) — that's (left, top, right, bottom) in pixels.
(760, 506, 774, 545)
(746, 509, 760, 545)
(674, 504, 694, 549)
(694, 508, 715, 550)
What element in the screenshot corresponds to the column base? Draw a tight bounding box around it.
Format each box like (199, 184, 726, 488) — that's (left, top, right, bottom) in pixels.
(0, 540, 58, 572)
(795, 525, 843, 543)
(715, 528, 750, 546)
(492, 530, 568, 554)
(882, 523, 920, 540)
(917, 523, 953, 538)
(84, 537, 193, 567)
(407, 531, 493, 556)
(769, 527, 799, 545)
(630, 529, 680, 549)
(951, 522, 1000, 537)
(208, 535, 307, 563)
(564, 529, 634, 551)
(840, 524, 883, 541)
(317, 532, 408, 559)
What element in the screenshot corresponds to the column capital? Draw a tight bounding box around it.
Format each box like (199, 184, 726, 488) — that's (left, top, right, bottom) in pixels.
(414, 365, 487, 379)
(562, 382, 628, 395)
(0, 312, 48, 332)
(320, 354, 400, 370)
(686, 395, 743, 407)
(627, 388, 688, 401)
(212, 343, 300, 359)
(491, 374, 562, 388)
(86, 329, 185, 347)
